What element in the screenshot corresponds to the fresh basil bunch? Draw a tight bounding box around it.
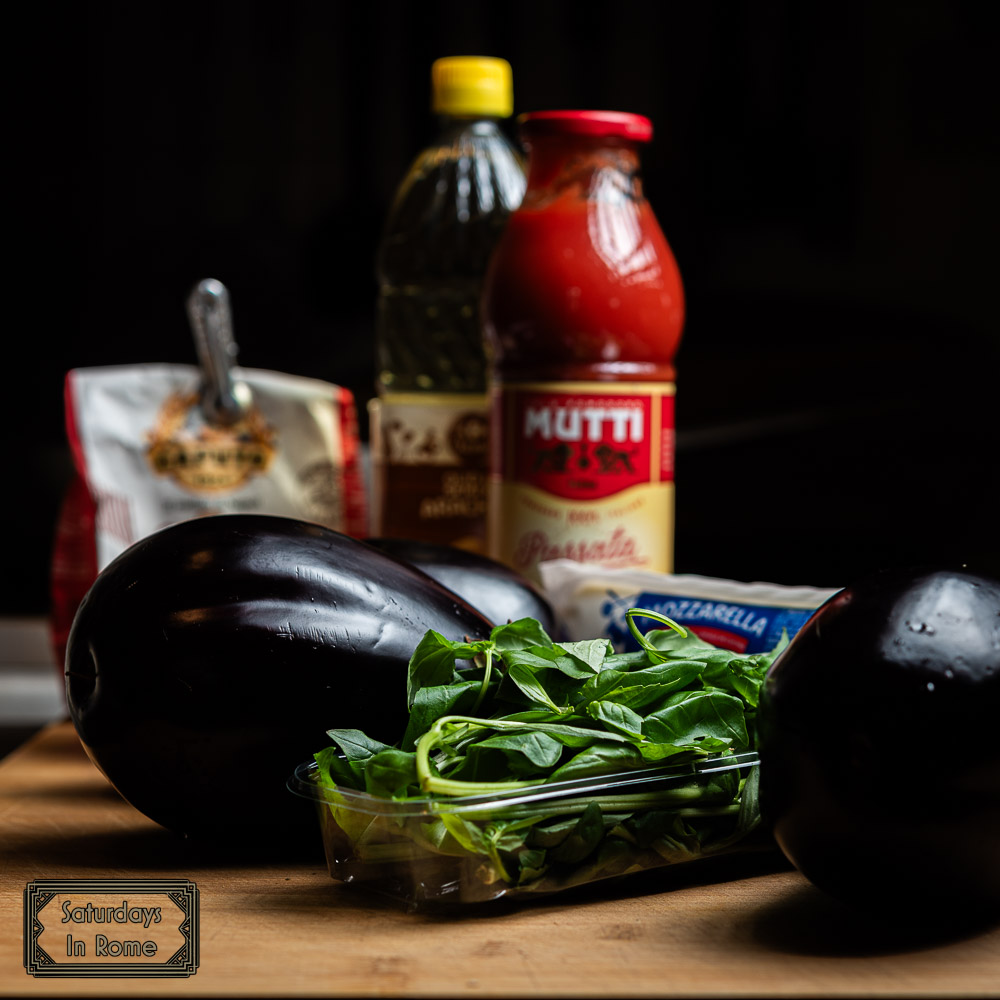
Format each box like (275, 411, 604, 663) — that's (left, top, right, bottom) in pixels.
(313, 611, 784, 900)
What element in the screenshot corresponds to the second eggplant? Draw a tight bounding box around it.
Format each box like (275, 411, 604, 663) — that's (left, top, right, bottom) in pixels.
(366, 537, 558, 635)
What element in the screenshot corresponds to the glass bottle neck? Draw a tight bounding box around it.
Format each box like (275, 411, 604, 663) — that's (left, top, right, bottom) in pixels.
(436, 114, 506, 131)
(522, 135, 645, 204)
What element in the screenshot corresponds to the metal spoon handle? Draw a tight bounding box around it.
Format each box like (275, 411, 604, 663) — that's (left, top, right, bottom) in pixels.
(186, 278, 248, 425)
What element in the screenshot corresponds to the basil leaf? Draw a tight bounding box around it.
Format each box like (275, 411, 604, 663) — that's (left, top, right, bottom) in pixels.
(727, 659, 768, 708)
(575, 668, 628, 706)
(364, 749, 419, 799)
(558, 638, 612, 673)
(473, 730, 564, 769)
(635, 742, 711, 763)
(324, 728, 395, 761)
(417, 818, 480, 857)
(505, 659, 566, 713)
(643, 688, 749, 749)
(406, 630, 491, 707)
(439, 812, 490, 854)
(452, 731, 564, 780)
(578, 660, 707, 713)
(602, 650, 653, 671)
(548, 802, 605, 863)
(586, 700, 646, 741)
(527, 815, 581, 848)
(490, 618, 554, 652)
(648, 630, 718, 657)
(401, 681, 483, 750)
(517, 849, 549, 884)
(548, 743, 644, 782)
(313, 746, 364, 790)
(629, 809, 699, 850)
(492, 712, 605, 748)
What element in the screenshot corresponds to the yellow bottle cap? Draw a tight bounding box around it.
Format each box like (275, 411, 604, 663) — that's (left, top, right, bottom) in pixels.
(431, 56, 514, 118)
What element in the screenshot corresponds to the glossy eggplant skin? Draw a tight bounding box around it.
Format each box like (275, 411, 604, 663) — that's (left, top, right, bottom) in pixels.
(366, 537, 558, 635)
(758, 568, 1000, 919)
(66, 514, 493, 842)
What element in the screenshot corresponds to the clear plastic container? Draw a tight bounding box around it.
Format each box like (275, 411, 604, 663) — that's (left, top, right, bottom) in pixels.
(288, 751, 763, 910)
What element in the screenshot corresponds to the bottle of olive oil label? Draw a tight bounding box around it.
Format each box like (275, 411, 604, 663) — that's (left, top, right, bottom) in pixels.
(369, 392, 488, 550)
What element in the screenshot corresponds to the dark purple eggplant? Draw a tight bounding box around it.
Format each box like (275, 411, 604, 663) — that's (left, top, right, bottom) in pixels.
(758, 567, 1000, 920)
(65, 514, 493, 842)
(365, 537, 558, 635)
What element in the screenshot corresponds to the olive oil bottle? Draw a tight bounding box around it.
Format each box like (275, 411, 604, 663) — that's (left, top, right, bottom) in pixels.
(370, 56, 525, 551)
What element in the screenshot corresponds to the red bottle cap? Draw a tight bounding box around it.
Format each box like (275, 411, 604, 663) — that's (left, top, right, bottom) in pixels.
(517, 110, 653, 143)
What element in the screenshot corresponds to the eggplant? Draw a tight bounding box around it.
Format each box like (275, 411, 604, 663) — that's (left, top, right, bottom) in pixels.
(366, 537, 558, 635)
(65, 514, 493, 842)
(757, 567, 1000, 920)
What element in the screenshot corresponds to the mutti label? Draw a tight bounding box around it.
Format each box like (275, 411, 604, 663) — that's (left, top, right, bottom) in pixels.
(501, 385, 674, 501)
(490, 382, 677, 581)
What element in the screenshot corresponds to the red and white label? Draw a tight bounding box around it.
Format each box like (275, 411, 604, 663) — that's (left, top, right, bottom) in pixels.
(489, 381, 676, 581)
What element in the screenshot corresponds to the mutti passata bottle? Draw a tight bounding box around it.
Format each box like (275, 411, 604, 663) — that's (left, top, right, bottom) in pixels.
(482, 110, 685, 582)
(370, 56, 525, 551)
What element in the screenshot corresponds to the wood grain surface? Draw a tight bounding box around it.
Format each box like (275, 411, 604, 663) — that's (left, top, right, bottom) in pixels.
(1, 722, 997, 998)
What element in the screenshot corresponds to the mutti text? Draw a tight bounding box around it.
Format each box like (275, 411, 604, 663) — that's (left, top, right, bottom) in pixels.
(523, 405, 644, 444)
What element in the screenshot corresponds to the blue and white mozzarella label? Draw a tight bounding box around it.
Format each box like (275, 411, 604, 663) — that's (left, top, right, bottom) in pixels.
(602, 590, 819, 653)
(538, 560, 840, 653)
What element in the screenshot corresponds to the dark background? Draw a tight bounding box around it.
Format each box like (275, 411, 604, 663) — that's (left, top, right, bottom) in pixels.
(8, 0, 998, 616)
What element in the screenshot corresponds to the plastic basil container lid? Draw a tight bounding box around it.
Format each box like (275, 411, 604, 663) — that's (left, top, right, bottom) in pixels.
(287, 752, 759, 817)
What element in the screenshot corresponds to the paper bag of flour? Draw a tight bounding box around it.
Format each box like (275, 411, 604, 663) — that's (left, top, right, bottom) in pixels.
(50, 279, 366, 661)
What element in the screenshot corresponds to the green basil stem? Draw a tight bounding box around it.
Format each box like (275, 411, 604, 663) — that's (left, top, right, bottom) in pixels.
(484, 832, 514, 884)
(416, 711, 648, 796)
(415, 716, 538, 796)
(470, 647, 494, 715)
(626, 608, 687, 661)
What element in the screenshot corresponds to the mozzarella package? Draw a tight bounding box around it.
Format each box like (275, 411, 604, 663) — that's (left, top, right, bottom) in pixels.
(538, 559, 839, 653)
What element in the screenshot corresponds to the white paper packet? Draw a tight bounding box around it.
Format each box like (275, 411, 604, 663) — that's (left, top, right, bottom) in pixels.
(63, 363, 366, 568)
(538, 559, 839, 653)
(50, 362, 366, 664)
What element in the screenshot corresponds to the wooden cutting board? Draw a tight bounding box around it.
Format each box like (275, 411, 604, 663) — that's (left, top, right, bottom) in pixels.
(1, 722, 997, 997)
